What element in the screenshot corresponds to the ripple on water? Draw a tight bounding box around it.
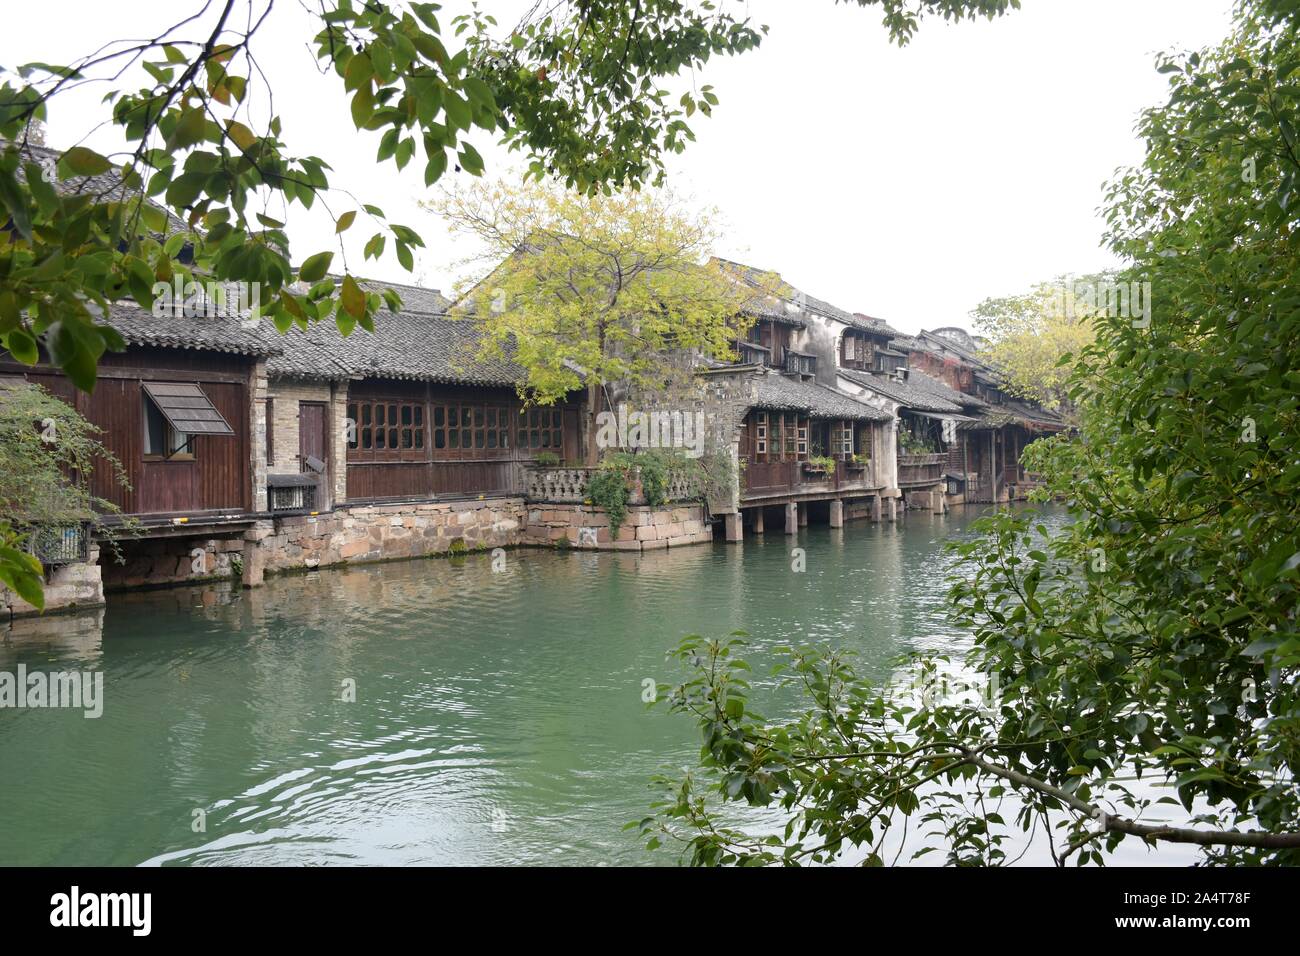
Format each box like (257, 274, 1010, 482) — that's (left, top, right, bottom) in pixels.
(0, 507, 1192, 866)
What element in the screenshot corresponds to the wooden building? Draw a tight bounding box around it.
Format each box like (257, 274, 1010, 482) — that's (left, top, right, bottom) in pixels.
(886, 329, 1066, 504)
(1, 303, 276, 527)
(734, 367, 894, 532)
(263, 279, 585, 507)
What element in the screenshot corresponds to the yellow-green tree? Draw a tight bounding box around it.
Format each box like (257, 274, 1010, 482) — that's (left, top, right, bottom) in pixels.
(429, 179, 757, 408)
(969, 273, 1102, 414)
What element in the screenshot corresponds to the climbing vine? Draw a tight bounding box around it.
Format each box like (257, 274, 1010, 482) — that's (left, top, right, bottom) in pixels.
(587, 456, 633, 536)
(585, 449, 736, 536)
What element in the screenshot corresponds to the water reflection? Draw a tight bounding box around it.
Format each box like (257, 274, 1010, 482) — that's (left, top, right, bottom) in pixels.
(0, 506, 1196, 866)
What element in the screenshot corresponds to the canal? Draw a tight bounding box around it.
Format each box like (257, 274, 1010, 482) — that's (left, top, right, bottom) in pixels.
(0, 505, 1196, 866)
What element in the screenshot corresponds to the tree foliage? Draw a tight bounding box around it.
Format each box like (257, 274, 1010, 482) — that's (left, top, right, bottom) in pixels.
(969, 274, 1101, 414)
(0, 0, 1020, 394)
(0, 381, 127, 610)
(645, 0, 1300, 866)
(433, 177, 755, 406)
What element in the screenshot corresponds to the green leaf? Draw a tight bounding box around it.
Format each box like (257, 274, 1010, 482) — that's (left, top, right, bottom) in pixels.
(299, 251, 334, 283)
(350, 86, 375, 128)
(4, 328, 39, 364)
(341, 274, 366, 319)
(457, 143, 484, 175)
(58, 146, 111, 177)
(0, 546, 45, 609)
(424, 150, 448, 186)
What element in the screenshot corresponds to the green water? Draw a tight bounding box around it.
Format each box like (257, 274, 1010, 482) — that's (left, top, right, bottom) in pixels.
(0, 506, 1192, 866)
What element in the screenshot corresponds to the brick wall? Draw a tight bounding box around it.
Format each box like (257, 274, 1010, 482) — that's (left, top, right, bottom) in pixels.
(266, 378, 345, 509)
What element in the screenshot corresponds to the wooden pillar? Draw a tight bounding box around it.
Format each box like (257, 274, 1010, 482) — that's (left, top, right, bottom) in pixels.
(785, 502, 798, 534)
(752, 507, 765, 534)
(829, 499, 844, 528)
(724, 512, 742, 543)
(989, 430, 996, 502)
(999, 428, 1006, 500)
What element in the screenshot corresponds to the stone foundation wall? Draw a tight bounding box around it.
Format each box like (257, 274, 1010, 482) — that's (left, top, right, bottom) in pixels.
(521, 502, 712, 551)
(1, 545, 105, 617)
(256, 498, 527, 574)
(844, 499, 877, 521)
(9, 496, 717, 615)
(100, 535, 245, 592)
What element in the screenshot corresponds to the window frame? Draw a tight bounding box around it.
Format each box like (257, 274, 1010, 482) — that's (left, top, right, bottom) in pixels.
(142, 392, 195, 461)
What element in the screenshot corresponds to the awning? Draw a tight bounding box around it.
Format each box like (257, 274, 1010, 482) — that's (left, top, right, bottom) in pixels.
(912, 410, 978, 423)
(142, 382, 235, 436)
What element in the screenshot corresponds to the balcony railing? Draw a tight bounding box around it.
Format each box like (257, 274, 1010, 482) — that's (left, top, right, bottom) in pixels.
(525, 465, 697, 504)
(741, 457, 875, 500)
(897, 452, 945, 487)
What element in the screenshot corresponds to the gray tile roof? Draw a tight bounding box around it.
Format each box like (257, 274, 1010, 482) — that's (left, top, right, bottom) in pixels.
(752, 370, 891, 422)
(907, 370, 989, 409)
(850, 313, 905, 338)
(712, 259, 905, 341)
(917, 328, 1000, 376)
(837, 368, 963, 413)
(15, 143, 190, 236)
(264, 306, 525, 386)
(99, 282, 524, 387)
(103, 302, 283, 357)
(961, 398, 1065, 431)
(355, 277, 449, 315)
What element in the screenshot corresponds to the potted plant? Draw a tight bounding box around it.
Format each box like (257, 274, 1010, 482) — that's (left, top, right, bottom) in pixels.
(803, 454, 837, 476)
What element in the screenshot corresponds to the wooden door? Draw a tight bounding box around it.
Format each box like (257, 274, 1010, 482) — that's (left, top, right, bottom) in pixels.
(299, 402, 327, 470)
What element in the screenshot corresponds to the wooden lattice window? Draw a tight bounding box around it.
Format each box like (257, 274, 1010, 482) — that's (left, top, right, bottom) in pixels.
(431, 403, 510, 452)
(517, 407, 562, 451)
(834, 420, 854, 459)
(754, 411, 768, 460)
(348, 400, 424, 453)
(787, 416, 807, 458)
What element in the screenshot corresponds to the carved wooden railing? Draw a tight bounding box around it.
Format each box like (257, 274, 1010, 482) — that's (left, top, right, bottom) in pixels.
(741, 457, 876, 500)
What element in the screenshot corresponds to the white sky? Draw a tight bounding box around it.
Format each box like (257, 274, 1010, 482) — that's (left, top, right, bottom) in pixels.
(3, 0, 1235, 333)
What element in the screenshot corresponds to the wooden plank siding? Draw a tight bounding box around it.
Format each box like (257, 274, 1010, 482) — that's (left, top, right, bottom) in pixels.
(1, 347, 254, 518)
(344, 380, 583, 501)
(737, 410, 878, 500)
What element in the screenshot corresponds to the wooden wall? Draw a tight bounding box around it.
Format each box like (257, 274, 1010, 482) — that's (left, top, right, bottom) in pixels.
(344, 379, 583, 501)
(3, 347, 253, 517)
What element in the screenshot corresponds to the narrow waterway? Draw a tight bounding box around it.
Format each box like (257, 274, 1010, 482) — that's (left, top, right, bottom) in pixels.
(0, 505, 1196, 866)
